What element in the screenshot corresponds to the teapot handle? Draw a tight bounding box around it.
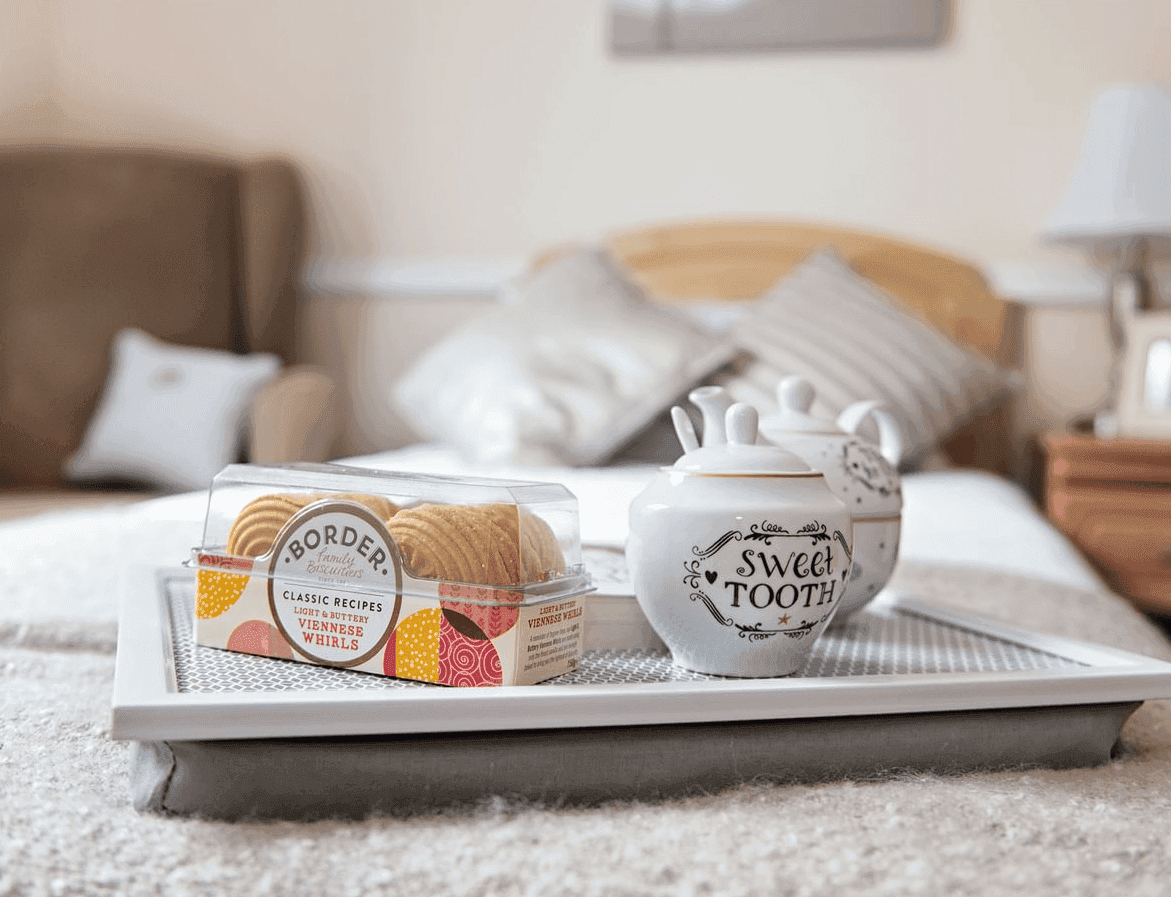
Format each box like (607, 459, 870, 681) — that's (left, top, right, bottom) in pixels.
(837, 401, 904, 467)
(688, 385, 734, 447)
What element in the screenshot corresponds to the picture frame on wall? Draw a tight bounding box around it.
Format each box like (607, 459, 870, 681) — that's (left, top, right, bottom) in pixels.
(611, 0, 952, 55)
(1116, 311, 1171, 440)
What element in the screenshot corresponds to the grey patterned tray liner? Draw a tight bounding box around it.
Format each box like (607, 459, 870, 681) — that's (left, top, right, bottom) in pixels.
(164, 573, 1086, 695)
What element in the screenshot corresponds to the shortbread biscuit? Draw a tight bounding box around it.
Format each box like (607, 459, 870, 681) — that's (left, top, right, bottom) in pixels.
(388, 503, 564, 586)
(226, 494, 309, 558)
(227, 492, 399, 558)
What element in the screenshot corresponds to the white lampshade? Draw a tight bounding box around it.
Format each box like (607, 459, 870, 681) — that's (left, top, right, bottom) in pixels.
(1044, 83, 1171, 247)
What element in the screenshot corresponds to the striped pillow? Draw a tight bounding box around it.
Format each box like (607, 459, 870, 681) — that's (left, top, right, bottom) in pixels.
(716, 250, 1014, 466)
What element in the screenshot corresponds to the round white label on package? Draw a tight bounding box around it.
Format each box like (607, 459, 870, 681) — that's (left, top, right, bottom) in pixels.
(267, 501, 402, 667)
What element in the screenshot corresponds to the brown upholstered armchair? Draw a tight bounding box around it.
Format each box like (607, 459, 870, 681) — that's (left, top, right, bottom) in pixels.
(0, 146, 338, 516)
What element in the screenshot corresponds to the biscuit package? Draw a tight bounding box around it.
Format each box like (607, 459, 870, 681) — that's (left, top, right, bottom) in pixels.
(191, 463, 593, 686)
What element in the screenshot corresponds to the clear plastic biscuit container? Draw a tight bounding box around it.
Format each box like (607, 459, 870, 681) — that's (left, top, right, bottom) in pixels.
(191, 463, 593, 687)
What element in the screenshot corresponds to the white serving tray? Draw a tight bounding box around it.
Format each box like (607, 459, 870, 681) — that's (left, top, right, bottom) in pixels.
(110, 566, 1171, 743)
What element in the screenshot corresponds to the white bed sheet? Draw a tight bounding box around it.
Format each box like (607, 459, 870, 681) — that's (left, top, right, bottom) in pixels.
(898, 469, 1103, 591)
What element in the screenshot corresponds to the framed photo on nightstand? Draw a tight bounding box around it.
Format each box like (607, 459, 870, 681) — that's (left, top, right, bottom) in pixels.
(1117, 311, 1171, 440)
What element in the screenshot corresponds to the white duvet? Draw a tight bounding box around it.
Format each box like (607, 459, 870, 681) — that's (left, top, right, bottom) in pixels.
(2, 445, 1103, 637)
(344, 445, 1103, 591)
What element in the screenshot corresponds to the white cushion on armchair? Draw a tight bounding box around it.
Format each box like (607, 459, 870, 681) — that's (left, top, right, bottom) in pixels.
(63, 329, 340, 494)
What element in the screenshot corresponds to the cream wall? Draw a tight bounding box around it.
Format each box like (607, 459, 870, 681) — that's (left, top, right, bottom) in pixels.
(0, 0, 54, 138)
(33, 0, 1171, 266)
(8, 0, 1171, 453)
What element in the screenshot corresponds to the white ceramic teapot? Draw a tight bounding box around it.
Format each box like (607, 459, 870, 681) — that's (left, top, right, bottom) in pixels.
(758, 376, 903, 621)
(626, 398, 853, 677)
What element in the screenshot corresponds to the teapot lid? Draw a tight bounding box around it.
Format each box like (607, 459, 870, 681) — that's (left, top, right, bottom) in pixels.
(760, 376, 843, 436)
(671, 402, 815, 474)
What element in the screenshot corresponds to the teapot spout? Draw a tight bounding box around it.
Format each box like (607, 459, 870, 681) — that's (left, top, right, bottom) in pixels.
(836, 401, 904, 467)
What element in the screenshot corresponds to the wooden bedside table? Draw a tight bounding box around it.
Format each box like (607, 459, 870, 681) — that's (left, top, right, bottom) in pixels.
(1043, 429, 1171, 616)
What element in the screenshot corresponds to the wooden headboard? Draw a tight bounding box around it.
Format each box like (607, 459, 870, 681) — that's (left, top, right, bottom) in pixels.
(604, 219, 1010, 364)
(538, 219, 1018, 473)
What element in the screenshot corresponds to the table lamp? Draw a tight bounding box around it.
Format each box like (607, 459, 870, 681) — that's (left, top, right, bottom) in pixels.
(1043, 82, 1171, 436)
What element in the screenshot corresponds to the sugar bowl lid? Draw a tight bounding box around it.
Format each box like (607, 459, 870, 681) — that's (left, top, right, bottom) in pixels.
(670, 402, 814, 475)
(760, 376, 844, 436)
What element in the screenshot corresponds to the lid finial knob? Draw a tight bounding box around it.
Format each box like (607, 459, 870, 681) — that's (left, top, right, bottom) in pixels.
(725, 403, 759, 447)
(778, 376, 815, 414)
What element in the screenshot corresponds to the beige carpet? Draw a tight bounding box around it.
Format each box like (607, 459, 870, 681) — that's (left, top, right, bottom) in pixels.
(6, 556, 1171, 895)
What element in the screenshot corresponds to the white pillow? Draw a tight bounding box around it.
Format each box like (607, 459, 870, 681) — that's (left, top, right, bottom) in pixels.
(717, 250, 1014, 466)
(393, 248, 737, 466)
(65, 328, 280, 491)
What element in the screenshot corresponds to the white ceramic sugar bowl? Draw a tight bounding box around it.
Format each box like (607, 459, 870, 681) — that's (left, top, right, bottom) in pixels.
(758, 376, 904, 621)
(626, 399, 854, 677)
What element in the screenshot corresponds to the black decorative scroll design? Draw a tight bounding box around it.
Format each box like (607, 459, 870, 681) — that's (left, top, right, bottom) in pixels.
(693, 530, 742, 559)
(694, 521, 838, 558)
(689, 590, 733, 627)
(832, 528, 853, 562)
(733, 610, 834, 642)
(743, 520, 832, 544)
(684, 522, 846, 637)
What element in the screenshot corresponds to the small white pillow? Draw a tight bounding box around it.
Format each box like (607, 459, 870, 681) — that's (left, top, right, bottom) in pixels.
(65, 328, 280, 491)
(393, 248, 737, 466)
(717, 250, 1014, 466)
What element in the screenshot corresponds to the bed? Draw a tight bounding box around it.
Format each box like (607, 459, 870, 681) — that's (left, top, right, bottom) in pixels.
(6, 220, 1171, 895)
